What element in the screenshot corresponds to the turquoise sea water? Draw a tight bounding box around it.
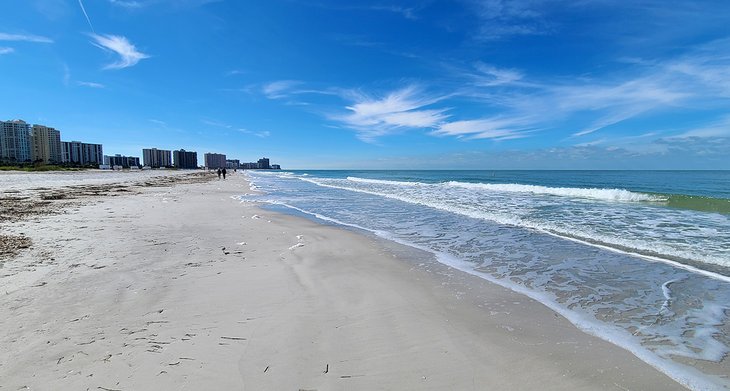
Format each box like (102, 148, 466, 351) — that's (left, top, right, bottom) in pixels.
(241, 170, 730, 390)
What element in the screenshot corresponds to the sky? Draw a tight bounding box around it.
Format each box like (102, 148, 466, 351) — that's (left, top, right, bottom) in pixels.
(1, 0, 729, 169)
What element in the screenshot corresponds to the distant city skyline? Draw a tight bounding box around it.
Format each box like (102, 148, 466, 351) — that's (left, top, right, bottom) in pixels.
(1, 1, 729, 169)
(1, 118, 279, 169)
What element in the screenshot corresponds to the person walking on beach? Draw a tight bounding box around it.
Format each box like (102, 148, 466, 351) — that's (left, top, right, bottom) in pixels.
(222, 168, 227, 180)
(217, 168, 221, 179)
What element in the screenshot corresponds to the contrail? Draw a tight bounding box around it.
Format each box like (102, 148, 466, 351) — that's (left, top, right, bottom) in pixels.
(78, 0, 96, 33)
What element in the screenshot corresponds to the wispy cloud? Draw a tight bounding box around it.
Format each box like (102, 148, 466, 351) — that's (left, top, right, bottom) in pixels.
(471, 62, 524, 86)
(367, 5, 418, 20)
(225, 69, 246, 76)
(108, 0, 143, 8)
(77, 81, 105, 88)
(332, 85, 450, 142)
(262, 80, 303, 99)
(201, 119, 271, 138)
(0, 47, 14, 55)
(467, 0, 555, 40)
(451, 39, 730, 139)
(107, 0, 223, 9)
(431, 117, 534, 140)
(0, 33, 53, 43)
(237, 128, 271, 138)
(89, 33, 149, 69)
(302, 2, 420, 20)
(667, 116, 730, 139)
(201, 119, 232, 128)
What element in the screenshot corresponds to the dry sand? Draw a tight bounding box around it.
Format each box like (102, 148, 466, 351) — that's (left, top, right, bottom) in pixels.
(0, 171, 685, 390)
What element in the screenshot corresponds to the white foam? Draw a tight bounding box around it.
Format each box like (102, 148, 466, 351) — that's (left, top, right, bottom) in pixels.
(445, 181, 663, 202)
(346, 176, 663, 202)
(296, 176, 730, 274)
(347, 176, 424, 187)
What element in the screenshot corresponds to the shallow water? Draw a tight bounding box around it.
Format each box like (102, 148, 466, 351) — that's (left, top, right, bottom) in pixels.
(242, 170, 730, 390)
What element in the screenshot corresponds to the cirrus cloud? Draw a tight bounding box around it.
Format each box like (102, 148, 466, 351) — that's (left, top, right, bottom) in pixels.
(89, 33, 149, 69)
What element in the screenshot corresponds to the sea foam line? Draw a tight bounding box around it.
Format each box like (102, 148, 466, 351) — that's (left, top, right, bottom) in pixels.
(300, 176, 730, 282)
(236, 192, 727, 391)
(346, 176, 664, 203)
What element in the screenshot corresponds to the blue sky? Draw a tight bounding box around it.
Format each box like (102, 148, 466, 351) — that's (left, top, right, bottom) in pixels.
(1, 0, 729, 169)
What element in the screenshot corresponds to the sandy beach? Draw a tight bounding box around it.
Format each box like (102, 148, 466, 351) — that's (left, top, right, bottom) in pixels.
(0, 171, 686, 390)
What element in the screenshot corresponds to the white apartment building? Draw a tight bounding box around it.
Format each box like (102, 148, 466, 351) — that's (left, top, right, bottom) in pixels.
(142, 148, 172, 168)
(0, 120, 32, 163)
(61, 141, 104, 165)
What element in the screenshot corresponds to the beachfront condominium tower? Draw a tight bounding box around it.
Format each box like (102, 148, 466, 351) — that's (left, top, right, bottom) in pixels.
(142, 148, 172, 168)
(204, 153, 226, 169)
(31, 125, 62, 164)
(257, 157, 271, 169)
(0, 120, 32, 164)
(173, 149, 198, 169)
(104, 154, 141, 168)
(61, 141, 104, 166)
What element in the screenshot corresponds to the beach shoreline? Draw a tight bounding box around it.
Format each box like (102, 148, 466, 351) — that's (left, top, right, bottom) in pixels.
(0, 171, 686, 390)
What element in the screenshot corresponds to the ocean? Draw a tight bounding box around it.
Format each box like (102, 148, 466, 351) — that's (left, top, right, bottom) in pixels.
(240, 170, 730, 390)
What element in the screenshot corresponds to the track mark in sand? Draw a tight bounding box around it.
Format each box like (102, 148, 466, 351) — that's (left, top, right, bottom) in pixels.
(220, 336, 247, 341)
(340, 374, 365, 379)
(289, 234, 305, 250)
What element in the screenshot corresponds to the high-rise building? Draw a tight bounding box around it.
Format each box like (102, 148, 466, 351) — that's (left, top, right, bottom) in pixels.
(204, 153, 227, 169)
(104, 154, 140, 168)
(173, 149, 198, 169)
(0, 120, 32, 164)
(61, 141, 104, 166)
(225, 159, 240, 169)
(31, 125, 62, 164)
(142, 148, 172, 168)
(257, 157, 271, 169)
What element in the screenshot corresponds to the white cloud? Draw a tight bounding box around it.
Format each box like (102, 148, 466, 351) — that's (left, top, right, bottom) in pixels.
(453, 41, 729, 140)
(668, 116, 730, 139)
(89, 33, 149, 69)
(201, 119, 270, 138)
(0, 47, 14, 55)
(0, 33, 53, 43)
(107, 0, 221, 8)
(237, 128, 271, 138)
(201, 119, 232, 128)
(333, 85, 449, 141)
(473, 62, 523, 86)
(432, 117, 533, 140)
(262, 80, 303, 99)
(108, 0, 143, 8)
(77, 81, 105, 88)
(468, 0, 554, 40)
